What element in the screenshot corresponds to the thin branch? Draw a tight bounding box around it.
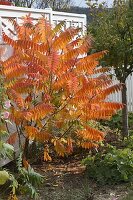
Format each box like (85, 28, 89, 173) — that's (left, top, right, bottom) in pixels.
(58, 114, 82, 140)
(16, 125, 22, 148)
(5, 122, 10, 134)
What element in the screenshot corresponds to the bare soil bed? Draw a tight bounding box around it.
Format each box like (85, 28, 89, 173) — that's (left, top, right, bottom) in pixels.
(20, 155, 130, 200)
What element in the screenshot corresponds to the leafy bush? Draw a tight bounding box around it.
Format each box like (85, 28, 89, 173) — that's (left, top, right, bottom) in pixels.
(2, 15, 123, 162)
(101, 111, 122, 130)
(82, 145, 133, 185)
(101, 111, 133, 131)
(128, 112, 133, 131)
(123, 136, 133, 150)
(0, 153, 44, 199)
(0, 82, 18, 198)
(17, 153, 44, 199)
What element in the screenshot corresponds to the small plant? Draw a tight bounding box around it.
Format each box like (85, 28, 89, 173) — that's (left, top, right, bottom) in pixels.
(16, 153, 44, 199)
(0, 153, 44, 199)
(123, 136, 133, 150)
(82, 145, 133, 185)
(128, 112, 133, 131)
(80, 178, 94, 200)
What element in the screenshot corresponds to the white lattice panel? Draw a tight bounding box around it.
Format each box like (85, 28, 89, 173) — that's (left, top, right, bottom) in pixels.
(0, 5, 86, 61)
(0, 5, 86, 36)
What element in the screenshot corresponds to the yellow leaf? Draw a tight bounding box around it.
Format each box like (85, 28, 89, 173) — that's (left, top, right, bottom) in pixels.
(8, 194, 18, 200)
(54, 140, 66, 157)
(44, 147, 52, 161)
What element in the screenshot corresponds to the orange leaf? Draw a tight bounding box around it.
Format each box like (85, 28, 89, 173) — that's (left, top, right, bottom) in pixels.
(25, 126, 52, 142)
(30, 103, 54, 121)
(23, 157, 30, 169)
(54, 140, 66, 157)
(8, 194, 18, 200)
(77, 126, 104, 143)
(66, 138, 73, 154)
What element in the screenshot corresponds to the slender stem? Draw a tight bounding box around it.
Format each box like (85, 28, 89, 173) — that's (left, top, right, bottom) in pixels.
(40, 97, 71, 131)
(5, 122, 10, 134)
(16, 125, 22, 148)
(58, 114, 81, 140)
(49, 72, 53, 95)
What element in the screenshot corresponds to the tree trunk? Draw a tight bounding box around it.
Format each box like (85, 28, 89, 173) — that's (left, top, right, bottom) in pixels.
(121, 81, 129, 138)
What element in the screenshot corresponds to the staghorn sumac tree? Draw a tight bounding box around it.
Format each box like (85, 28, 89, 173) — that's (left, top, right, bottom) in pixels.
(2, 15, 123, 162)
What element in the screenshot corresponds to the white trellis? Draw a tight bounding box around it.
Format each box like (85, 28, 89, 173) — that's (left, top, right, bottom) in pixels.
(0, 5, 87, 38)
(0, 5, 87, 60)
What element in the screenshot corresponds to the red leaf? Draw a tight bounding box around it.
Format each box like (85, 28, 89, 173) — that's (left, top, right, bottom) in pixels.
(0, 1, 13, 6)
(7, 132, 18, 145)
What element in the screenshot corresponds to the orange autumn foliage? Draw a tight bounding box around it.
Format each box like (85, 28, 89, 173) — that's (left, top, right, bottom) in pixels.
(2, 15, 123, 161)
(0, 1, 13, 6)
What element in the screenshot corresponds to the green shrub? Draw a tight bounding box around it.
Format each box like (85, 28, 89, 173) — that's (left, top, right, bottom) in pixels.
(123, 136, 133, 150)
(101, 111, 133, 131)
(128, 112, 133, 131)
(82, 145, 133, 185)
(101, 111, 122, 130)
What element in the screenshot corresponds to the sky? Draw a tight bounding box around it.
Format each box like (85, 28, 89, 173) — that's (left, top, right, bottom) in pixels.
(74, 0, 114, 7)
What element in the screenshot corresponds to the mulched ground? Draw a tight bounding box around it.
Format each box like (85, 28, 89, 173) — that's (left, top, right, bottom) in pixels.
(19, 152, 129, 200)
(0, 151, 130, 200)
(33, 161, 129, 200)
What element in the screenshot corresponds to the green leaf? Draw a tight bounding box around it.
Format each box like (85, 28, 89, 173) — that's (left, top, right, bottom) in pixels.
(0, 170, 10, 185)
(3, 143, 14, 159)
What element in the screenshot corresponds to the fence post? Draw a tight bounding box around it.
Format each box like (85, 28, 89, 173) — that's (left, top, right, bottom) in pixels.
(0, 17, 2, 43)
(44, 7, 53, 25)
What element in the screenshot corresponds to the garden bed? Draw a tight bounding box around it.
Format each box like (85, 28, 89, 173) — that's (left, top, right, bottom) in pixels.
(18, 156, 129, 200)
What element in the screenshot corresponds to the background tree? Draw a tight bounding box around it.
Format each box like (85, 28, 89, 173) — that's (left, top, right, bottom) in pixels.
(36, 0, 72, 10)
(87, 0, 133, 137)
(7, 0, 73, 9)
